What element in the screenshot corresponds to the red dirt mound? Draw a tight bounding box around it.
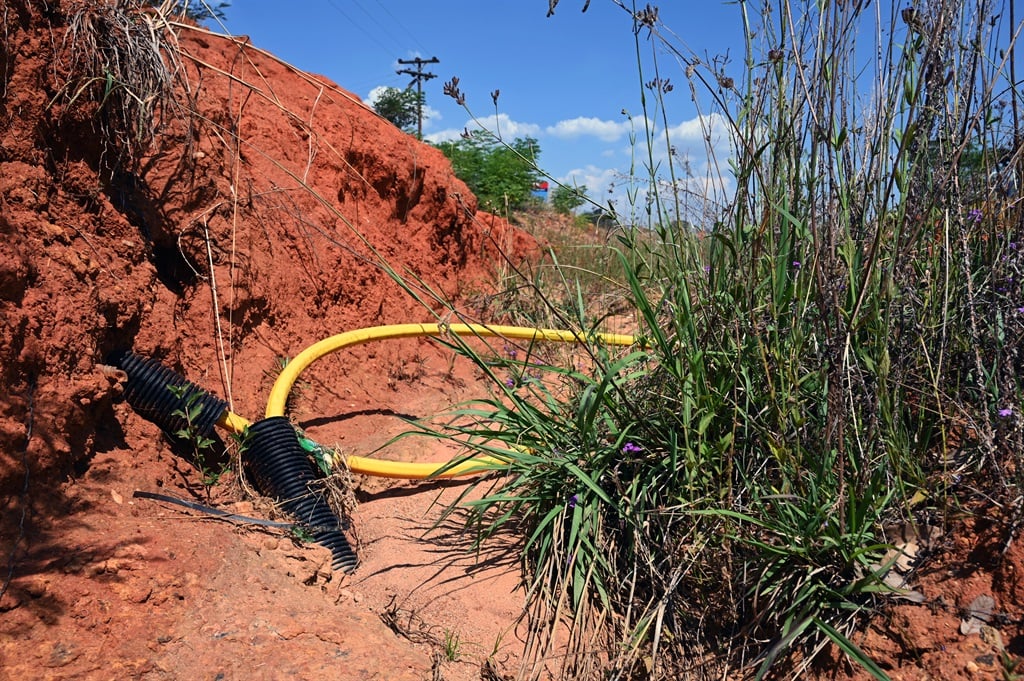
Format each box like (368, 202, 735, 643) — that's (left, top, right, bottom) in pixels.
(0, 1, 536, 499)
(1, 2, 534, 679)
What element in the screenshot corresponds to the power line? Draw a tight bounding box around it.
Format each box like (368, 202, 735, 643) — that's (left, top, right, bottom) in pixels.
(350, 0, 423, 56)
(325, 0, 397, 58)
(370, 0, 431, 55)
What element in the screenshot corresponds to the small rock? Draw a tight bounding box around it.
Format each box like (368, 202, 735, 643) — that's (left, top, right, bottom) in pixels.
(24, 577, 48, 598)
(46, 642, 79, 668)
(974, 653, 996, 667)
(979, 625, 1004, 650)
(40, 222, 67, 243)
(113, 580, 147, 603)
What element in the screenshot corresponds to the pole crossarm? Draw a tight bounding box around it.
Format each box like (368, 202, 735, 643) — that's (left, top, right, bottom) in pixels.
(396, 56, 439, 139)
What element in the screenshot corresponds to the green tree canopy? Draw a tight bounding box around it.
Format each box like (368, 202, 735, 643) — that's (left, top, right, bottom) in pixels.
(435, 133, 541, 212)
(371, 87, 423, 134)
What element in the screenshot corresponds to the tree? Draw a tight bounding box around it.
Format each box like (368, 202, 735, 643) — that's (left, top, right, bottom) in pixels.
(147, 1, 229, 21)
(435, 132, 541, 212)
(371, 87, 424, 134)
(551, 183, 588, 215)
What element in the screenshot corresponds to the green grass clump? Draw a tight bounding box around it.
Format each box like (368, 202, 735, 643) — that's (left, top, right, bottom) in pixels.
(410, 1, 1022, 678)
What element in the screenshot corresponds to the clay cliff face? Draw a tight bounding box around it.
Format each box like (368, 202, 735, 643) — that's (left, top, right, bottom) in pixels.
(0, 0, 532, 496)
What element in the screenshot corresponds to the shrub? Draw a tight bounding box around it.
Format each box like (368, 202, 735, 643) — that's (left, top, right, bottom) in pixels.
(551, 183, 588, 215)
(435, 132, 541, 213)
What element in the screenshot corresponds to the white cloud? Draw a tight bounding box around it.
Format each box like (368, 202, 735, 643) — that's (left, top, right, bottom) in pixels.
(421, 105, 441, 128)
(641, 113, 734, 199)
(552, 113, 736, 227)
(469, 113, 541, 140)
(545, 117, 632, 142)
(665, 112, 730, 144)
(363, 85, 388, 108)
(560, 165, 620, 201)
(424, 128, 463, 144)
(425, 110, 736, 227)
(424, 113, 541, 144)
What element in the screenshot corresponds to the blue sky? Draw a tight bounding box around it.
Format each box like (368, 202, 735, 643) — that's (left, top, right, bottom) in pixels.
(214, 1, 743, 215)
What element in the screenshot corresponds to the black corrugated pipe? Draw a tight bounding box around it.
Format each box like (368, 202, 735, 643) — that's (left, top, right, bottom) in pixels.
(109, 350, 228, 437)
(242, 417, 358, 572)
(109, 351, 358, 572)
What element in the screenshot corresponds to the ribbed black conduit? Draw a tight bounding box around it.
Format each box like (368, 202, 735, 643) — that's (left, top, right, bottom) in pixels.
(109, 351, 358, 572)
(243, 417, 358, 572)
(109, 350, 227, 437)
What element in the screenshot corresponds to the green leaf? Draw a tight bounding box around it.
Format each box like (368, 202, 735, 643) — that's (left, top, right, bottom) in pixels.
(813, 618, 890, 681)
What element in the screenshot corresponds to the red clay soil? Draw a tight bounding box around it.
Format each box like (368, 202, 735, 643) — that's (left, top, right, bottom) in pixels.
(1, 3, 1023, 680)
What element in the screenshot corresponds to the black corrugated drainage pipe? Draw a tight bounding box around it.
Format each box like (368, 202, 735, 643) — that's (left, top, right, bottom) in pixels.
(110, 349, 227, 438)
(241, 416, 358, 571)
(108, 350, 358, 572)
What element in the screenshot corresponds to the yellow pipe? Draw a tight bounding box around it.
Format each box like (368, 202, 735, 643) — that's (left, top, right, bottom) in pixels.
(216, 407, 498, 478)
(215, 323, 636, 479)
(265, 324, 635, 419)
(218, 409, 252, 434)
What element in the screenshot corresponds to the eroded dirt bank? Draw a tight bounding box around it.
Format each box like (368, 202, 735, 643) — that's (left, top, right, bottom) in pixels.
(1, 2, 533, 679)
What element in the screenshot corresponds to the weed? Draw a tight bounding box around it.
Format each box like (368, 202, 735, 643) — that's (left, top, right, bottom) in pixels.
(387, 352, 429, 387)
(402, 0, 1024, 678)
(1001, 650, 1023, 681)
(167, 383, 225, 489)
(289, 525, 315, 544)
(442, 629, 463, 663)
(56, 1, 185, 174)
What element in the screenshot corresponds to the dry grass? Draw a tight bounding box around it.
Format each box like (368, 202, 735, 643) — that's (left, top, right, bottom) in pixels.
(56, 0, 188, 170)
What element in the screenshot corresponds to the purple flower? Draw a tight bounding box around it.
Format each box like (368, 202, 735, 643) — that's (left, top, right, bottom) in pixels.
(1016, 307, 1024, 314)
(504, 377, 516, 388)
(621, 442, 643, 455)
(968, 208, 983, 223)
(998, 408, 1013, 418)
(568, 494, 578, 509)
(792, 261, 801, 269)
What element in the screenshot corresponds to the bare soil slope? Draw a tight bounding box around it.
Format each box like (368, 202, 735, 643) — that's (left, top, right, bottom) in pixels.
(1, 2, 532, 679)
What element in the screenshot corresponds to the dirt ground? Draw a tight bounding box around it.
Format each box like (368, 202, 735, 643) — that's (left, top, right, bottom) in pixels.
(2, 2, 1024, 680)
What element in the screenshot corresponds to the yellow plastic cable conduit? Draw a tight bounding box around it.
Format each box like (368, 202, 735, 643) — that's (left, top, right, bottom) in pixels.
(216, 323, 636, 479)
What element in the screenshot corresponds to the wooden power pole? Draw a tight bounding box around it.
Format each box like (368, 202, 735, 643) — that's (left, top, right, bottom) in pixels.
(396, 56, 439, 139)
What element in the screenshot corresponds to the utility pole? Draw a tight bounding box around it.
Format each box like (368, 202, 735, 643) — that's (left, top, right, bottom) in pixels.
(396, 56, 439, 140)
